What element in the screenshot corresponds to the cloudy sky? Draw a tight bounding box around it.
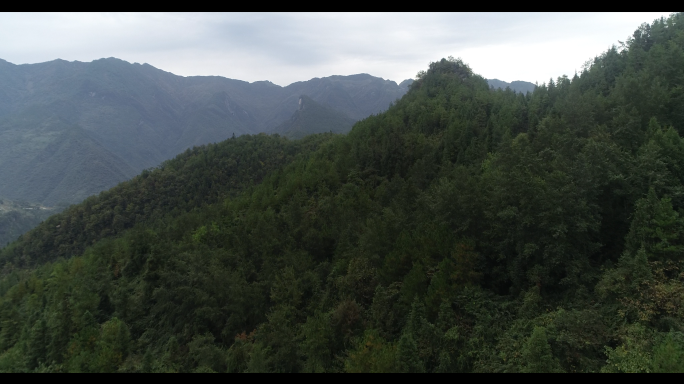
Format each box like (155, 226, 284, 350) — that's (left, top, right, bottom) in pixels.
(0, 12, 674, 86)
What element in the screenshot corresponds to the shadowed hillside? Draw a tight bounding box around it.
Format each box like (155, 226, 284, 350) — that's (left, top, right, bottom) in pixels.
(272, 95, 356, 139)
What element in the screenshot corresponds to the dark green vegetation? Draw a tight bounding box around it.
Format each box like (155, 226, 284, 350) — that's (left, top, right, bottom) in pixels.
(273, 96, 356, 139)
(0, 198, 56, 250)
(2, 14, 684, 372)
(487, 79, 536, 94)
(0, 134, 333, 268)
(0, 60, 410, 207)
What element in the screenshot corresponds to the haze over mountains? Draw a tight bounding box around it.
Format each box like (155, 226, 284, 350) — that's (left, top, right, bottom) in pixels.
(486, 79, 536, 94)
(0, 57, 535, 210)
(272, 95, 357, 139)
(2, 12, 684, 372)
(0, 58, 412, 207)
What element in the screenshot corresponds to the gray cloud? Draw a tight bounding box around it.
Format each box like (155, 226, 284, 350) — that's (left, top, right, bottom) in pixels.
(0, 12, 674, 86)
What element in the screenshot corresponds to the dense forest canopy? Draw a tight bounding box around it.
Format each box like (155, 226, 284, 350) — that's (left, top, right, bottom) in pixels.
(1, 14, 684, 372)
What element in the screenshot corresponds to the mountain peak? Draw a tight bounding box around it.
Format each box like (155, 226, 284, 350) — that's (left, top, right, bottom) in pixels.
(399, 79, 414, 89)
(252, 80, 281, 88)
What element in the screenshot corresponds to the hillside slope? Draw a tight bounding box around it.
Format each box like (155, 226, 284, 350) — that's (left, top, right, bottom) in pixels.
(0, 59, 409, 206)
(1, 14, 683, 373)
(0, 198, 55, 249)
(272, 95, 356, 139)
(0, 132, 334, 264)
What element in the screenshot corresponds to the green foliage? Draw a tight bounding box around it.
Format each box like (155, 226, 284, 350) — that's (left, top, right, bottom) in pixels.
(246, 343, 270, 373)
(601, 324, 654, 373)
(1, 14, 684, 373)
(652, 332, 684, 373)
(344, 330, 397, 373)
(396, 333, 424, 373)
(301, 311, 333, 372)
(188, 333, 225, 373)
(521, 326, 563, 373)
(625, 188, 684, 260)
(0, 133, 334, 270)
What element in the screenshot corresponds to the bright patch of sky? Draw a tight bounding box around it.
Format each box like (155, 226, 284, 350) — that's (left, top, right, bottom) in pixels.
(0, 12, 674, 86)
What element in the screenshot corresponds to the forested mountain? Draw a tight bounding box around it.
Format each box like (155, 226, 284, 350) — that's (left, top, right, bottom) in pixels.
(272, 96, 356, 139)
(399, 79, 415, 89)
(487, 79, 536, 94)
(0, 133, 334, 269)
(0, 198, 55, 249)
(2, 14, 683, 373)
(0, 59, 409, 207)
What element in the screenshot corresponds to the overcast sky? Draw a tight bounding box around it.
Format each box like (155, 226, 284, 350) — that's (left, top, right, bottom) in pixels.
(0, 12, 674, 87)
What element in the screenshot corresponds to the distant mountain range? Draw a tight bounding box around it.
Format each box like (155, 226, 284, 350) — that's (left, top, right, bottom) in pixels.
(273, 95, 357, 140)
(0, 197, 54, 248)
(0, 58, 412, 206)
(486, 79, 536, 94)
(0, 57, 532, 209)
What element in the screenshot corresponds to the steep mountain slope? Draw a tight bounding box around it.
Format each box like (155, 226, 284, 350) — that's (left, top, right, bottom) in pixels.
(0, 198, 55, 248)
(0, 121, 137, 206)
(0, 55, 521, 210)
(399, 79, 414, 90)
(272, 95, 356, 139)
(0, 59, 409, 206)
(2, 14, 683, 373)
(284, 74, 408, 121)
(0, 132, 334, 263)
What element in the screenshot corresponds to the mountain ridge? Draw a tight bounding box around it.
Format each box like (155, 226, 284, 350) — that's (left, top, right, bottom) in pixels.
(0, 58, 410, 206)
(1, 13, 683, 373)
(0, 56, 533, 246)
(487, 78, 536, 93)
(272, 95, 357, 139)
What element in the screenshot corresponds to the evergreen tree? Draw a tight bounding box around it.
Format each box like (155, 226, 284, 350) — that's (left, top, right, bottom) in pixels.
(396, 333, 424, 373)
(521, 327, 563, 373)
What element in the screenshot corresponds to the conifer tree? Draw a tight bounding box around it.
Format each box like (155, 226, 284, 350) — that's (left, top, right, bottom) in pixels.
(652, 333, 684, 373)
(521, 326, 563, 373)
(396, 333, 424, 373)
